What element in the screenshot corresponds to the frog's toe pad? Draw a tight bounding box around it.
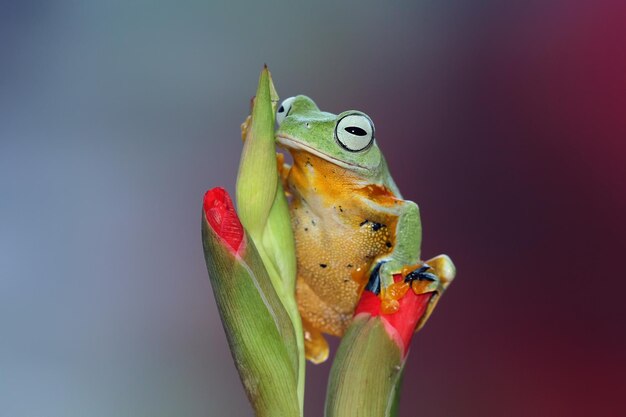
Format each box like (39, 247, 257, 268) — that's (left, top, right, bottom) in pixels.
(303, 325, 329, 364)
(425, 254, 456, 285)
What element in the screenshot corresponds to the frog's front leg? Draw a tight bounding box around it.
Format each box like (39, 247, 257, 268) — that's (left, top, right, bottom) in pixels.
(368, 200, 422, 292)
(367, 200, 452, 314)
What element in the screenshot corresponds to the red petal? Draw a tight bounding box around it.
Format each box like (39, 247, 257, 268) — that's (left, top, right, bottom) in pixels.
(354, 288, 382, 317)
(203, 187, 245, 255)
(384, 291, 431, 355)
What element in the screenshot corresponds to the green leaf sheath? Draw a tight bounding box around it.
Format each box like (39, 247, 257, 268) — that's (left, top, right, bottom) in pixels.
(388, 367, 405, 417)
(202, 216, 300, 417)
(262, 178, 297, 294)
(261, 177, 305, 407)
(325, 316, 406, 417)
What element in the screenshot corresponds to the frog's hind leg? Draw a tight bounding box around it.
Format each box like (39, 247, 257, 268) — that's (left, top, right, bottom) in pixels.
(296, 276, 349, 364)
(296, 278, 331, 363)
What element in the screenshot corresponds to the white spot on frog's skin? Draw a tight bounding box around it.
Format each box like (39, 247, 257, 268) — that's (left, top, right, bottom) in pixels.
(306, 123, 311, 129)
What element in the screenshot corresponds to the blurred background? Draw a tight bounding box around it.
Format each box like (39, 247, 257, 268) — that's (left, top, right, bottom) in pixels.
(1, 1, 625, 416)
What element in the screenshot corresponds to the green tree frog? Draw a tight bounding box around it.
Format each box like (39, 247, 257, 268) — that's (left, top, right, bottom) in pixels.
(275, 96, 454, 363)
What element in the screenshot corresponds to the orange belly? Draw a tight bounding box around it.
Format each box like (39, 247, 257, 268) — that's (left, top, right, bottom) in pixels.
(287, 151, 397, 336)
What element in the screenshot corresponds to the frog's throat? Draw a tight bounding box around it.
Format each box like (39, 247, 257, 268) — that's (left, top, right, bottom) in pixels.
(276, 134, 370, 172)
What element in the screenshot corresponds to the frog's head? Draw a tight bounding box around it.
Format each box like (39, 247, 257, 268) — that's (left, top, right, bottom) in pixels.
(275, 95, 383, 175)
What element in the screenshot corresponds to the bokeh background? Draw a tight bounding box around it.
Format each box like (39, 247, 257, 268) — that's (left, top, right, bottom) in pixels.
(1, 1, 625, 416)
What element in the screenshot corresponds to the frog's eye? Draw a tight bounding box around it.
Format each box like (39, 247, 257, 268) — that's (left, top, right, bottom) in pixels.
(335, 113, 375, 152)
(276, 96, 296, 125)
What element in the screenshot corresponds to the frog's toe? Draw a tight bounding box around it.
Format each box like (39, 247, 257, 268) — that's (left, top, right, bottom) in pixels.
(303, 322, 329, 364)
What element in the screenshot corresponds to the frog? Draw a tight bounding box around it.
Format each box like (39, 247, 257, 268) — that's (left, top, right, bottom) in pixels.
(274, 95, 455, 364)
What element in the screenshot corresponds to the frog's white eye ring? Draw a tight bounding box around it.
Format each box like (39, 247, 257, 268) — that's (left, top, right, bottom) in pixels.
(335, 113, 375, 152)
(276, 96, 296, 125)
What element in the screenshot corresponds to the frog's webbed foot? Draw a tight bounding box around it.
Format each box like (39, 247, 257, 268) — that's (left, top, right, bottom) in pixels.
(412, 254, 456, 331)
(367, 260, 424, 314)
(366, 259, 422, 296)
(367, 256, 455, 323)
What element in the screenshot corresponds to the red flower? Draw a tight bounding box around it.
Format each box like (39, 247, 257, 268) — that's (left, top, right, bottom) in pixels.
(203, 187, 245, 255)
(354, 275, 433, 357)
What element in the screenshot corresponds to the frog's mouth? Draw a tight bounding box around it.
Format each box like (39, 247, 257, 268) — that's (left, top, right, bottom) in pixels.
(276, 134, 369, 171)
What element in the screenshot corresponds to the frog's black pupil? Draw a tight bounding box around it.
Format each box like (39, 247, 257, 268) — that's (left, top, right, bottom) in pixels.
(345, 126, 367, 136)
(278, 105, 285, 113)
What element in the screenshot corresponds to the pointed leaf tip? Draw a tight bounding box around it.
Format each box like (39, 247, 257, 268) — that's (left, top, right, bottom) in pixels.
(203, 187, 245, 255)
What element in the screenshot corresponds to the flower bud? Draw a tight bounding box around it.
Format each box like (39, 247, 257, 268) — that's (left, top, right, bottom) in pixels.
(202, 187, 300, 417)
(234, 66, 304, 408)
